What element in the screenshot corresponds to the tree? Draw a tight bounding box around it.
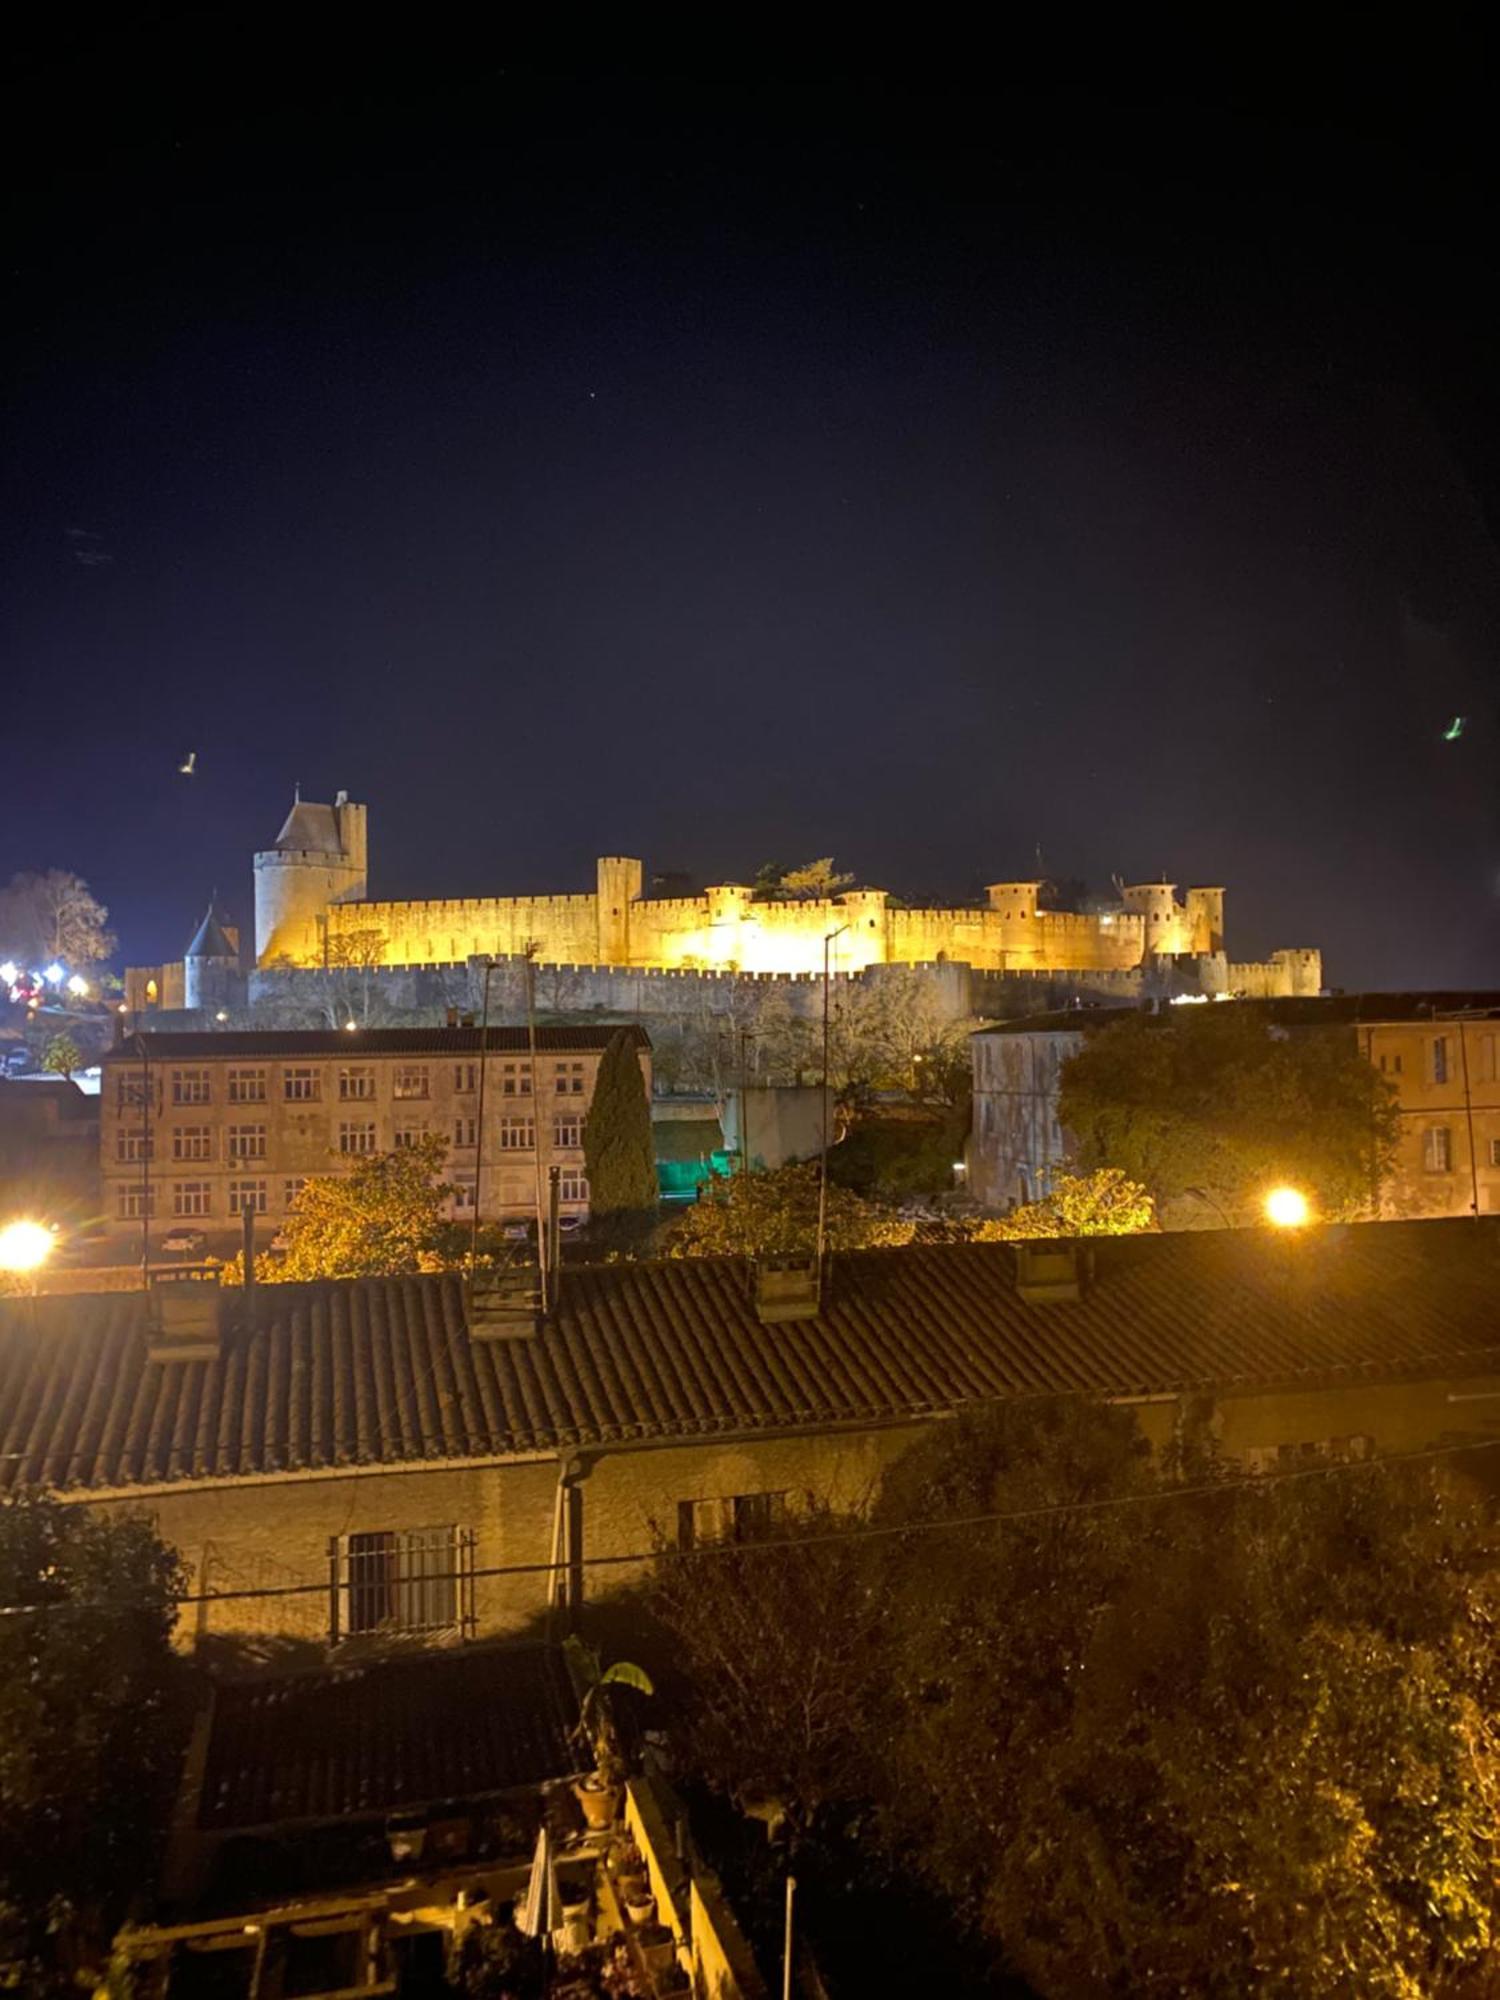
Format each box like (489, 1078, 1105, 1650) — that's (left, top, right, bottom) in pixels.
(323, 928, 391, 1027)
(778, 858, 855, 901)
(0, 870, 115, 968)
(973, 1167, 1155, 1238)
(660, 1160, 915, 1256)
(583, 1030, 657, 1219)
(275, 1134, 455, 1279)
(41, 1032, 82, 1081)
(0, 1493, 189, 1993)
(1058, 1008, 1399, 1224)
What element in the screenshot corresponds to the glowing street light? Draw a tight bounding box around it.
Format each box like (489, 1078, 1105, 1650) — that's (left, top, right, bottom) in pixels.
(1263, 1185, 1311, 1229)
(0, 1219, 55, 1274)
(0, 962, 16, 986)
(44, 963, 65, 987)
(66, 973, 89, 998)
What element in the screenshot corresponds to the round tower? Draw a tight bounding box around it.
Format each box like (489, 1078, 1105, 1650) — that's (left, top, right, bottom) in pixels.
(253, 790, 368, 966)
(595, 856, 644, 966)
(1185, 886, 1226, 956)
(1122, 882, 1179, 954)
(183, 902, 240, 1014)
(985, 881, 1045, 921)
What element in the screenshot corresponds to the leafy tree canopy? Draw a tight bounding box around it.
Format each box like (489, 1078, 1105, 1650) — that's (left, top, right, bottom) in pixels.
(660, 1161, 914, 1257)
(0, 1493, 188, 1993)
(973, 1167, 1155, 1238)
(1058, 1008, 1398, 1223)
(41, 1033, 82, 1080)
(275, 1133, 455, 1279)
(0, 870, 116, 968)
(751, 858, 855, 902)
(583, 1029, 657, 1218)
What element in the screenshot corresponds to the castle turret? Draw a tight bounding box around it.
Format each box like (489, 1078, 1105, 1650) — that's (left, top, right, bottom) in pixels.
(985, 881, 1045, 921)
(596, 857, 644, 966)
(1122, 882, 1182, 955)
(183, 901, 241, 1013)
(1185, 886, 1226, 956)
(253, 790, 368, 966)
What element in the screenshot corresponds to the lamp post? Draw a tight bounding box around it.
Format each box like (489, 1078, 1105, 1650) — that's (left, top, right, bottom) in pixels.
(816, 926, 849, 1267)
(469, 958, 496, 1274)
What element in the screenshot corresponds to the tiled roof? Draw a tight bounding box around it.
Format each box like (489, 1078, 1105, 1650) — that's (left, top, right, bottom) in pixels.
(103, 1024, 651, 1063)
(198, 1642, 577, 1831)
(185, 905, 236, 961)
(272, 798, 346, 855)
(2, 1222, 1498, 1494)
(975, 992, 1500, 1036)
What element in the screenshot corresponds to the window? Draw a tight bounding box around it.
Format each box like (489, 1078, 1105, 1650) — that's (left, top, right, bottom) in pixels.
(283, 1177, 308, 1208)
(228, 1179, 268, 1215)
(172, 1068, 210, 1106)
(1378, 1051, 1405, 1074)
(332, 1526, 471, 1640)
(1489, 1139, 1500, 1169)
(450, 1174, 475, 1210)
(173, 1182, 212, 1217)
(339, 1065, 376, 1101)
(339, 1121, 378, 1155)
(453, 1116, 477, 1149)
(117, 1185, 157, 1219)
(393, 1065, 429, 1100)
(228, 1068, 267, 1103)
(559, 1166, 588, 1203)
(454, 1063, 478, 1094)
(554, 1060, 585, 1096)
(116, 1073, 148, 1110)
(1424, 1127, 1453, 1173)
(1431, 1036, 1451, 1085)
(500, 1115, 535, 1151)
(1475, 1033, 1496, 1085)
(501, 1062, 531, 1097)
(393, 1122, 428, 1149)
(116, 1128, 153, 1163)
(283, 1067, 321, 1101)
(1245, 1435, 1373, 1475)
(676, 1492, 788, 1549)
(172, 1126, 214, 1162)
(554, 1112, 583, 1149)
(227, 1123, 266, 1161)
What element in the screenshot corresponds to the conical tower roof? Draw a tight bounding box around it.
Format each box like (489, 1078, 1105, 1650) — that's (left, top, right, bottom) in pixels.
(185, 903, 236, 961)
(273, 790, 345, 854)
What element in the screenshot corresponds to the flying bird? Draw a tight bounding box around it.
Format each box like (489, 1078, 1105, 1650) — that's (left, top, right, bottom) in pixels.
(178, 751, 197, 776)
(1442, 716, 1468, 742)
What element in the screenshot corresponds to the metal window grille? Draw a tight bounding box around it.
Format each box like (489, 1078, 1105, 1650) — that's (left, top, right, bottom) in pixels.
(329, 1527, 474, 1642)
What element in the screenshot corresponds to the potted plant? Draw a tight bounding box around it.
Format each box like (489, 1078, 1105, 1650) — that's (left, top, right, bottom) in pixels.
(566, 1637, 654, 1830)
(622, 1886, 657, 1927)
(612, 1840, 648, 1904)
(636, 1921, 676, 1980)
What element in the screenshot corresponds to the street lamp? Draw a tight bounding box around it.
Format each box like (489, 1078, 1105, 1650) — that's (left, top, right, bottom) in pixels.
(0, 1219, 55, 1275)
(1263, 1185, 1311, 1229)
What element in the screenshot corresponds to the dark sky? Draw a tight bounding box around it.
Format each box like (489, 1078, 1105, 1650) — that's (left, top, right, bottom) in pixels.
(3, 49, 1497, 987)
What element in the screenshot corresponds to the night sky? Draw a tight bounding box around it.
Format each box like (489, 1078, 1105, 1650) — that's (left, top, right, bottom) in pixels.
(3, 52, 1497, 988)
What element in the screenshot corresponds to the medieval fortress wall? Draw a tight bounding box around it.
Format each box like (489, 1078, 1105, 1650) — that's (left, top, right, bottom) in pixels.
(248, 797, 1319, 1001)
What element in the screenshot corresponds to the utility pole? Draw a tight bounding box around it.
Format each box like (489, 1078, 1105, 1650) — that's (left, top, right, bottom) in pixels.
(469, 958, 495, 1273)
(525, 945, 549, 1313)
(138, 1036, 151, 1287)
(816, 926, 849, 1266)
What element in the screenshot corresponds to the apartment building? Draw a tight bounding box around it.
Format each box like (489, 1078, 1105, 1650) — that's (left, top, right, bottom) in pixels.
(99, 1024, 651, 1249)
(969, 994, 1500, 1219)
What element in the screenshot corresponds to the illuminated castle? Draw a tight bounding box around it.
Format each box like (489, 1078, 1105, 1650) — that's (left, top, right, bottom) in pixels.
(247, 792, 1320, 997)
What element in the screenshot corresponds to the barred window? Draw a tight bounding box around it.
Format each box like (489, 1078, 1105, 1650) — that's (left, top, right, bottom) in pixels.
(227, 1124, 266, 1161)
(172, 1126, 214, 1162)
(339, 1121, 378, 1155)
(172, 1068, 211, 1105)
(173, 1182, 212, 1218)
(331, 1526, 473, 1640)
(228, 1179, 268, 1215)
(228, 1068, 267, 1103)
(339, 1066, 376, 1101)
(500, 1116, 535, 1151)
(283, 1067, 321, 1102)
(393, 1065, 429, 1100)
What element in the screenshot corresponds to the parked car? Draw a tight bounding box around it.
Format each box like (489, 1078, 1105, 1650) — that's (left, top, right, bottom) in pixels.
(2, 1047, 34, 1076)
(160, 1226, 207, 1254)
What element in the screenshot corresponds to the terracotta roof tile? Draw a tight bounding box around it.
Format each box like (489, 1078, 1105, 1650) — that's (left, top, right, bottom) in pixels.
(3, 1221, 1499, 1493)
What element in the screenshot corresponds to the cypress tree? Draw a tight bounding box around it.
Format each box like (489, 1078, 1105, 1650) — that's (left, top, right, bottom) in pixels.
(584, 1029, 658, 1217)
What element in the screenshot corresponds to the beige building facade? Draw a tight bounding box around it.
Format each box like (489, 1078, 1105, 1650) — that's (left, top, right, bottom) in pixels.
(98, 1024, 651, 1249)
(969, 995, 1500, 1219)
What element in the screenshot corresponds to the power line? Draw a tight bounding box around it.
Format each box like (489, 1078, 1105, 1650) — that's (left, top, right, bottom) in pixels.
(2, 1432, 1496, 1622)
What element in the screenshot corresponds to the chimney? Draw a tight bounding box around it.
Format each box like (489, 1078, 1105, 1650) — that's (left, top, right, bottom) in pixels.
(750, 1253, 821, 1323)
(445, 1007, 459, 1028)
(145, 1267, 225, 1363)
(1013, 1241, 1089, 1304)
(465, 1265, 545, 1341)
